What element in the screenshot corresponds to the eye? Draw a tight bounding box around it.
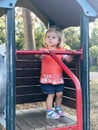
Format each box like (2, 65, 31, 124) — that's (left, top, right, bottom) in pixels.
(52, 36, 56, 39)
(47, 36, 50, 38)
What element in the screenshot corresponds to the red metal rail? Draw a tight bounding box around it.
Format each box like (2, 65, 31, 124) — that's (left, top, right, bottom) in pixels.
(16, 49, 82, 56)
(16, 50, 83, 130)
(49, 52, 82, 130)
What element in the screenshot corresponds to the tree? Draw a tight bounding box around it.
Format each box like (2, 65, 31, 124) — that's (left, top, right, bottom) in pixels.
(15, 7, 46, 50)
(89, 19, 98, 47)
(34, 22, 46, 49)
(89, 28, 98, 48)
(89, 19, 98, 59)
(22, 8, 36, 50)
(89, 45, 98, 57)
(15, 7, 24, 50)
(0, 15, 5, 44)
(64, 27, 80, 50)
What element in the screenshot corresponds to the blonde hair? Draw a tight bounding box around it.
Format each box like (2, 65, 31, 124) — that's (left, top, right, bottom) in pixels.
(44, 27, 64, 48)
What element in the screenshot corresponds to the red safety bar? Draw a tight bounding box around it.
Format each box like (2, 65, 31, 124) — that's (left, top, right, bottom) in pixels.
(16, 49, 82, 56)
(16, 50, 83, 130)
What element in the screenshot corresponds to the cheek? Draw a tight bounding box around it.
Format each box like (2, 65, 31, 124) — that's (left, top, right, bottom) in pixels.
(56, 39, 60, 43)
(45, 39, 48, 43)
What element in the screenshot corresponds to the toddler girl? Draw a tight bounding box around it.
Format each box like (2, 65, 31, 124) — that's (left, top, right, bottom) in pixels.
(39, 27, 72, 119)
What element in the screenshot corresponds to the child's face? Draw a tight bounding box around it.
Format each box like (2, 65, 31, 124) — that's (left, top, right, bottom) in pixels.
(45, 31, 59, 48)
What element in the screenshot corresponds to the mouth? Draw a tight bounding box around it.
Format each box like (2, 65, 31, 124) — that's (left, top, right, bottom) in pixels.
(48, 41, 52, 44)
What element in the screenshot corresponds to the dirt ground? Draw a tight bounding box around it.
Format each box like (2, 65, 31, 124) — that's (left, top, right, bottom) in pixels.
(90, 72, 98, 130)
(90, 72, 98, 81)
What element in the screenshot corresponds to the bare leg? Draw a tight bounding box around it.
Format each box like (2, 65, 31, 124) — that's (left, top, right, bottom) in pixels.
(55, 91, 63, 107)
(55, 92, 65, 117)
(46, 94, 55, 110)
(46, 93, 61, 119)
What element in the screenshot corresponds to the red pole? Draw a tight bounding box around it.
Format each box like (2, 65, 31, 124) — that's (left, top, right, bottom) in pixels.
(16, 49, 82, 55)
(49, 52, 82, 130)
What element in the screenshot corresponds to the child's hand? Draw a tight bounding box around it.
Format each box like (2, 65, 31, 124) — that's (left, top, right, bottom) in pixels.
(35, 54, 44, 59)
(66, 55, 73, 62)
(44, 49, 50, 53)
(63, 55, 73, 62)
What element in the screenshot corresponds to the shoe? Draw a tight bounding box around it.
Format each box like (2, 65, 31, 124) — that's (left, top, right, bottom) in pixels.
(55, 107, 65, 117)
(46, 110, 60, 119)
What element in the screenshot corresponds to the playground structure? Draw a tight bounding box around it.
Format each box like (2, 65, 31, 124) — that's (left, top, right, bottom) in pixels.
(0, 0, 98, 130)
(15, 50, 82, 130)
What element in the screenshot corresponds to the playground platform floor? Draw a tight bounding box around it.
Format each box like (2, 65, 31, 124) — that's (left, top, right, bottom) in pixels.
(16, 108, 76, 130)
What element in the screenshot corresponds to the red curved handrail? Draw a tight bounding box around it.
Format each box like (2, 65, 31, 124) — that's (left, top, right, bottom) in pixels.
(49, 52, 82, 130)
(16, 50, 82, 130)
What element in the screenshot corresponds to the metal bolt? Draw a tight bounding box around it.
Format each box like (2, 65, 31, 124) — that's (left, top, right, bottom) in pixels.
(9, 3, 13, 7)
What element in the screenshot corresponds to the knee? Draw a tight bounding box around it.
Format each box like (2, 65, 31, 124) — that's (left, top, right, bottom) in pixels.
(56, 92, 63, 98)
